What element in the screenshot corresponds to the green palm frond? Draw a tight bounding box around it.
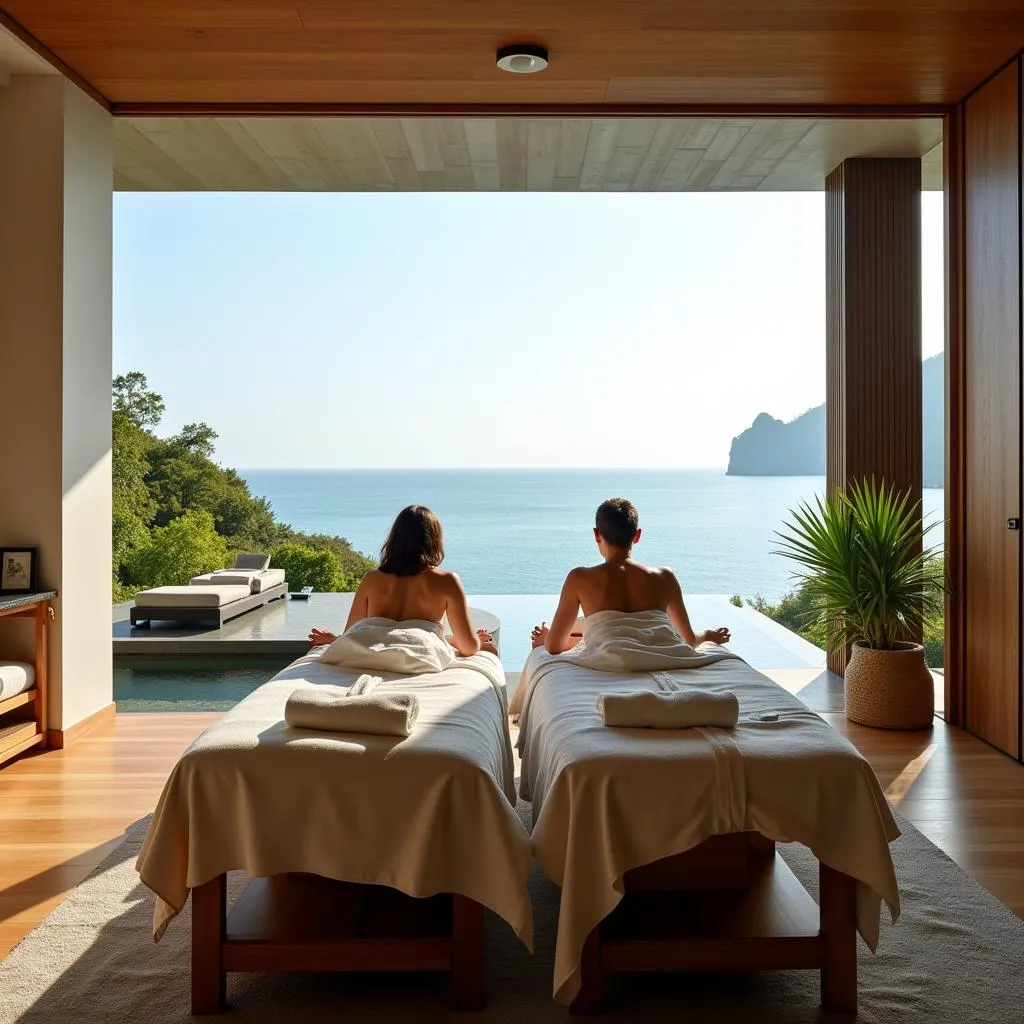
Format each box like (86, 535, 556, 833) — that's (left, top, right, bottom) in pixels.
(774, 478, 946, 653)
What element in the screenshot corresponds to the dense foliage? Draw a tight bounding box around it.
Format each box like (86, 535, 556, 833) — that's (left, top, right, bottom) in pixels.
(746, 585, 945, 669)
(111, 373, 375, 600)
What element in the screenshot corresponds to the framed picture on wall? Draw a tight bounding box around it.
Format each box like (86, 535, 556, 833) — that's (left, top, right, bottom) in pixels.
(0, 548, 38, 594)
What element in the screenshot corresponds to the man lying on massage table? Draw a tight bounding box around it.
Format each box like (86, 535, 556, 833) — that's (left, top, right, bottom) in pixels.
(512, 497, 900, 1010)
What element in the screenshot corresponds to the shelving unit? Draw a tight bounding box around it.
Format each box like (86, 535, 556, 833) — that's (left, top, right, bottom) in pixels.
(0, 591, 55, 766)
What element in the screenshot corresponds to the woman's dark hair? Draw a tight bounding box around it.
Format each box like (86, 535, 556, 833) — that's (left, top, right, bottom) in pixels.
(378, 505, 445, 577)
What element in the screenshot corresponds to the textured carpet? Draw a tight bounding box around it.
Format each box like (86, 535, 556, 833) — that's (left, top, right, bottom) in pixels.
(1, 808, 1022, 1024)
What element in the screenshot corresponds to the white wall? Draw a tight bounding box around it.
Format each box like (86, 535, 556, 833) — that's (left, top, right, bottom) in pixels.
(0, 75, 113, 730)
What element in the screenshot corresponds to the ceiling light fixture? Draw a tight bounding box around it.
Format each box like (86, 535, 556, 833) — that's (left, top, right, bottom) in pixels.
(496, 44, 549, 75)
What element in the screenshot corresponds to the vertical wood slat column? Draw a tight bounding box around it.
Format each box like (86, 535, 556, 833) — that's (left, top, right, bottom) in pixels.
(826, 158, 923, 675)
(943, 106, 968, 729)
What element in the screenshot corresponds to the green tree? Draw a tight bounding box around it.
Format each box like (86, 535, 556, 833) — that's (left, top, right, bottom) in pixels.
(270, 543, 362, 592)
(113, 371, 165, 429)
(124, 510, 227, 590)
(112, 409, 154, 598)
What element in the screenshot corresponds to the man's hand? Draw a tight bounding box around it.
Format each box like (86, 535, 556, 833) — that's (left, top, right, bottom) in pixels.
(701, 626, 731, 646)
(531, 622, 550, 649)
(308, 628, 337, 647)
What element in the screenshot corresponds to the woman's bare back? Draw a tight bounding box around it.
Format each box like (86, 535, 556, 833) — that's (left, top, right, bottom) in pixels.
(361, 568, 450, 623)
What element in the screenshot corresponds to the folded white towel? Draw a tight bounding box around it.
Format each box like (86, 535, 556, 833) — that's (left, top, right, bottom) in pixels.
(598, 689, 739, 729)
(285, 682, 418, 737)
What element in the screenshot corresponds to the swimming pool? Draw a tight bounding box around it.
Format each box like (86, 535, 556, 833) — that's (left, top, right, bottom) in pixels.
(114, 656, 292, 712)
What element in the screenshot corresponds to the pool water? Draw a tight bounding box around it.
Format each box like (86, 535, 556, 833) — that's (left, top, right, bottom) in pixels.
(114, 656, 292, 712)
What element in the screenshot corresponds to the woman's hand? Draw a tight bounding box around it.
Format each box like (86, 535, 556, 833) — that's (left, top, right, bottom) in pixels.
(531, 622, 550, 649)
(308, 628, 337, 647)
(701, 626, 731, 646)
(476, 628, 498, 655)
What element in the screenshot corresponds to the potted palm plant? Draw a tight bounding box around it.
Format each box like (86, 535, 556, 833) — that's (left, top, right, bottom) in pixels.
(775, 479, 944, 730)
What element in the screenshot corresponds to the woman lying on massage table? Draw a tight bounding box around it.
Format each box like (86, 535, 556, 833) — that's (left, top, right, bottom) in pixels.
(307, 504, 498, 656)
(530, 497, 730, 654)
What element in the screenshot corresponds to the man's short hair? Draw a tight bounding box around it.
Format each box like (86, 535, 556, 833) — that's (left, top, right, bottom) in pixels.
(595, 498, 639, 549)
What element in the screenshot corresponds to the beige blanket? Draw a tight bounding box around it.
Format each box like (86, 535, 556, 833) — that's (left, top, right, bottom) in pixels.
(516, 627, 901, 1004)
(137, 647, 533, 950)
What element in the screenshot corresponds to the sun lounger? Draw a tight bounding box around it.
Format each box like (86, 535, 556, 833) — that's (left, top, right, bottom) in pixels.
(136, 619, 532, 1013)
(513, 609, 900, 1013)
(129, 581, 287, 628)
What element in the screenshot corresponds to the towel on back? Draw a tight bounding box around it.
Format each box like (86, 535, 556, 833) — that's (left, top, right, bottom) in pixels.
(598, 688, 740, 729)
(565, 609, 741, 673)
(320, 617, 456, 675)
(285, 675, 419, 736)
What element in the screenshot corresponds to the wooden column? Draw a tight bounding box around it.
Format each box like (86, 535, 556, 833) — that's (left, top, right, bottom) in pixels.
(825, 158, 923, 674)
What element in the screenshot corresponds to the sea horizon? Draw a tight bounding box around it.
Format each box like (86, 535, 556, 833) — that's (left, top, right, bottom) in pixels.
(241, 467, 945, 603)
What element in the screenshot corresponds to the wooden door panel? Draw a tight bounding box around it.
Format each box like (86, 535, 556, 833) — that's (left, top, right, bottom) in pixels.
(964, 60, 1021, 759)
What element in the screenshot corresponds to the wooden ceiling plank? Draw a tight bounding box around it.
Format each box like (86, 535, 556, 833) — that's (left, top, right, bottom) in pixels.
(464, 118, 499, 164)
(229, 118, 341, 189)
(495, 119, 527, 190)
(211, 117, 299, 189)
(554, 118, 590, 182)
(654, 146, 704, 190)
(578, 119, 621, 191)
(311, 119, 397, 189)
(113, 120, 207, 189)
(526, 119, 560, 190)
(631, 119, 683, 189)
(400, 118, 446, 172)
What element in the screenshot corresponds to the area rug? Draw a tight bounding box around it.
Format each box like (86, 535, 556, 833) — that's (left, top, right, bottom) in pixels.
(1, 808, 1021, 1023)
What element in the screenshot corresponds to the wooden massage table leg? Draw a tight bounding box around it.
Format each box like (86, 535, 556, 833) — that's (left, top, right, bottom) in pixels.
(191, 874, 227, 1015)
(819, 862, 858, 1014)
(451, 894, 485, 1011)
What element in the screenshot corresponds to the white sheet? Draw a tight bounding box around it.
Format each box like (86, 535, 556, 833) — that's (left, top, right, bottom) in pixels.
(137, 647, 533, 950)
(320, 617, 457, 675)
(515, 615, 901, 1004)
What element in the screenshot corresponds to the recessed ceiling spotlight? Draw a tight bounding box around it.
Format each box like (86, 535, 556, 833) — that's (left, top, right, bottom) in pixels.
(496, 44, 549, 74)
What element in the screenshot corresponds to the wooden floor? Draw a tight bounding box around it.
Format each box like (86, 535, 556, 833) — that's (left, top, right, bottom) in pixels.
(1, 711, 1023, 961)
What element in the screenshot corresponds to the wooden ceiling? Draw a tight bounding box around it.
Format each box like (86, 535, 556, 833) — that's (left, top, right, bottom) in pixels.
(2, 1, 1023, 111)
(114, 116, 943, 192)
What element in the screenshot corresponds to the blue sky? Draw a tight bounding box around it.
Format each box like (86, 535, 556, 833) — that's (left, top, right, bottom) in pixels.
(114, 191, 944, 470)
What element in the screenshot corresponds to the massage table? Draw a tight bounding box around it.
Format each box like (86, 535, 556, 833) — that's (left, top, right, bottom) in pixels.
(513, 611, 901, 1013)
(137, 638, 533, 1013)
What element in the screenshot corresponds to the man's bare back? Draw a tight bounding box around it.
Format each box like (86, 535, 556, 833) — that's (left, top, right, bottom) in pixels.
(532, 498, 731, 655)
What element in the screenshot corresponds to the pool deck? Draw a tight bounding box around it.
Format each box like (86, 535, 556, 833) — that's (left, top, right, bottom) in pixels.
(112, 592, 944, 716)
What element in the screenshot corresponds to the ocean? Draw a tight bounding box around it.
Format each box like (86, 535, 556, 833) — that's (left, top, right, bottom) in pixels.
(241, 469, 945, 603)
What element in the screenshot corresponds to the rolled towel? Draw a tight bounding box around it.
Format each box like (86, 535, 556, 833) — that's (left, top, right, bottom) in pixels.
(598, 689, 739, 729)
(285, 684, 419, 737)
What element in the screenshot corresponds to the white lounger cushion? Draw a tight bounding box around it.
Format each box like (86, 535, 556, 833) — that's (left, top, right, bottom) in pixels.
(134, 585, 251, 609)
(0, 662, 35, 700)
(190, 568, 286, 593)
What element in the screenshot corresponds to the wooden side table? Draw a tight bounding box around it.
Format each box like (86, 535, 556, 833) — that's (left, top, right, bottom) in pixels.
(0, 591, 55, 766)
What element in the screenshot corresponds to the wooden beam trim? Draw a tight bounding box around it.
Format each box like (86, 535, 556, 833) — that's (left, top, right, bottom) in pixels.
(957, 47, 1024, 108)
(109, 101, 953, 120)
(0, 7, 110, 111)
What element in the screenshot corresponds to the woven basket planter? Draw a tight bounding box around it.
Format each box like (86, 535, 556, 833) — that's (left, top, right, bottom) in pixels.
(844, 641, 934, 730)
